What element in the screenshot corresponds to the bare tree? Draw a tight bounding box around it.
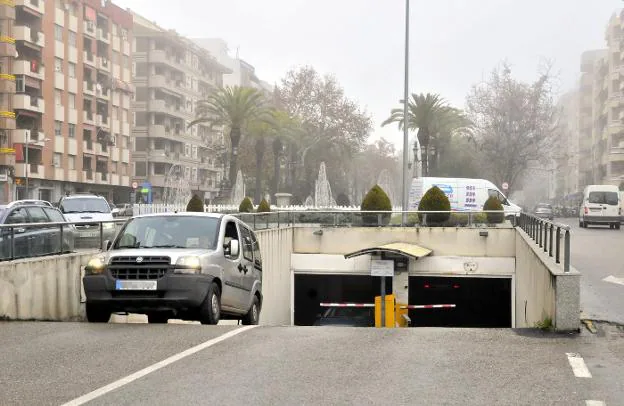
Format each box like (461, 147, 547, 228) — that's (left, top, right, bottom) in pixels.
(466, 62, 559, 193)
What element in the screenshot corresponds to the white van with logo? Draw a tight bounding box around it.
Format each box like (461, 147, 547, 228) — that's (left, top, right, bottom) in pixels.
(578, 185, 621, 229)
(408, 177, 522, 219)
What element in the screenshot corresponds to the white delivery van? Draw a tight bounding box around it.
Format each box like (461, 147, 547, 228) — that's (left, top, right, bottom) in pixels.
(578, 185, 621, 229)
(408, 177, 522, 219)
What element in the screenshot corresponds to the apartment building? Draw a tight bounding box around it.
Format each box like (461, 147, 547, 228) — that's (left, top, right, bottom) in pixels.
(553, 91, 579, 198)
(0, 0, 17, 203)
(130, 13, 231, 204)
(0, 0, 134, 204)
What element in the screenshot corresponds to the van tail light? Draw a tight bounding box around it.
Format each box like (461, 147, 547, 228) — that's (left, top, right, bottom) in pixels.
(584, 207, 588, 214)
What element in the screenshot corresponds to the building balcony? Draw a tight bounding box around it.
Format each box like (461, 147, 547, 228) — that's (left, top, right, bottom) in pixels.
(0, 151, 16, 166)
(122, 122, 130, 136)
(54, 167, 64, 181)
(13, 94, 44, 114)
(67, 108, 77, 124)
(149, 99, 167, 114)
(84, 20, 96, 37)
(0, 36, 16, 57)
(68, 77, 77, 94)
(95, 171, 108, 184)
(95, 114, 110, 130)
(83, 81, 95, 96)
(150, 75, 183, 95)
(83, 139, 94, 154)
(54, 71, 64, 90)
(83, 111, 94, 125)
(82, 170, 94, 181)
(121, 149, 129, 163)
(96, 85, 109, 100)
(97, 28, 110, 44)
(0, 73, 16, 93)
(609, 148, 624, 162)
(14, 0, 43, 14)
(13, 26, 44, 47)
(97, 56, 110, 72)
(0, 2, 16, 20)
(55, 104, 64, 122)
(14, 129, 45, 146)
(94, 142, 109, 156)
(15, 163, 44, 179)
(111, 146, 119, 161)
(67, 169, 77, 182)
(12, 59, 44, 80)
(83, 51, 95, 67)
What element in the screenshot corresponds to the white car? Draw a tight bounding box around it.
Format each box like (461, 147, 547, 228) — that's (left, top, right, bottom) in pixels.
(57, 194, 117, 247)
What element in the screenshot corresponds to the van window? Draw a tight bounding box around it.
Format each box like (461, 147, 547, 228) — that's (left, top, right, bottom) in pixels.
(588, 191, 619, 205)
(239, 226, 253, 262)
(251, 232, 262, 270)
(223, 221, 240, 258)
(487, 189, 509, 205)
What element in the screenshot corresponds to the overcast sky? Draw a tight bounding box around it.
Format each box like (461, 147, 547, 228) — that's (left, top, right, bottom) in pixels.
(116, 0, 622, 147)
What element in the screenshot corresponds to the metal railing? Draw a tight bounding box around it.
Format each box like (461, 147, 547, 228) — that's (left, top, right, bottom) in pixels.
(0, 219, 129, 261)
(232, 210, 518, 231)
(517, 212, 570, 272)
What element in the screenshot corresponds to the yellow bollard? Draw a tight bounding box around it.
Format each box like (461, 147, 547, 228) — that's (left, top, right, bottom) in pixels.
(395, 302, 409, 327)
(374, 294, 396, 328)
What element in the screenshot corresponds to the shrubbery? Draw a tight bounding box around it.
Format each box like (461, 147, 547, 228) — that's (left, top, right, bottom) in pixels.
(360, 185, 392, 226)
(257, 198, 271, 213)
(417, 186, 451, 224)
(239, 197, 253, 213)
(186, 194, 204, 212)
(336, 192, 350, 206)
(483, 196, 504, 223)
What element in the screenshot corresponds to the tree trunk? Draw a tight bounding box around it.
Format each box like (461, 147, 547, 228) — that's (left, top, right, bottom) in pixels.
(254, 138, 266, 204)
(228, 126, 242, 186)
(289, 144, 297, 195)
(271, 138, 282, 197)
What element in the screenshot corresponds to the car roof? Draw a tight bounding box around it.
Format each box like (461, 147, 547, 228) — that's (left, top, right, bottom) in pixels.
(61, 194, 106, 199)
(133, 211, 226, 220)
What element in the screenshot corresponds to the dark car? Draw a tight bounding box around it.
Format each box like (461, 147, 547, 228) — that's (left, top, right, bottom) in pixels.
(313, 306, 375, 327)
(0, 200, 76, 260)
(533, 203, 554, 220)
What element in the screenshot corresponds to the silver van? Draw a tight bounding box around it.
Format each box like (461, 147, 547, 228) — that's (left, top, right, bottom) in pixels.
(82, 212, 263, 324)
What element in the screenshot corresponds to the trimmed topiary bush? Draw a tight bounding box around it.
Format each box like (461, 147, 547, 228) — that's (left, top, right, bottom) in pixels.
(360, 184, 392, 226)
(417, 186, 451, 225)
(336, 192, 350, 207)
(483, 196, 504, 224)
(257, 198, 271, 213)
(239, 197, 253, 213)
(186, 194, 204, 212)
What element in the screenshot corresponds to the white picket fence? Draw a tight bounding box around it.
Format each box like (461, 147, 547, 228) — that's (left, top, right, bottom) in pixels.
(133, 203, 404, 216)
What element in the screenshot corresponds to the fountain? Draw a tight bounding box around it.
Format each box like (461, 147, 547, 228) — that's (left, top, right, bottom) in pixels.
(304, 196, 314, 207)
(377, 169, 395, 206)
(230, 170, 246, 205)
(163, 164, 192, 206)
(314, 162, 336, 207)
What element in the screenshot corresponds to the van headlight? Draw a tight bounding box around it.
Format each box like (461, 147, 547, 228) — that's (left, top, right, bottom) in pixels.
(102, 222, 115, 230)
(85, 255, 107, 275)
(174, 256, 202, 274)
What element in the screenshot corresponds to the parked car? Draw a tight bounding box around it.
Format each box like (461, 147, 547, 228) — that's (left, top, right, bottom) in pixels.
(0, 200, 75, 260)
(82, 212, 263, 325)
(116, 203, 133, 217)
(533, 203, 554, 220)
(579, 185, 621, 229)
(110, 203, 120, 217)
(313, 306, 375, 327)
(57, 193, 117, 248)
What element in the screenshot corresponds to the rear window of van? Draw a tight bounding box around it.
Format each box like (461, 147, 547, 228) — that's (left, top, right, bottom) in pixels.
(588, 191, 619, 205)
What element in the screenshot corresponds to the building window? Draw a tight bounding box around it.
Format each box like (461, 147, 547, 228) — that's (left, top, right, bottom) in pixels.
(55, 25, 63, 42)
(68, 124, 75, 138)
(54, 58, 63, 73)
(68, 62, 76, 78)
(55, 90, 62, 106)
(69, 31, 76, 47)
(15, 75, 24, 92)
(55, 121, 62, 137)
(68, 93, 76, 109)
(53, 153, 62, 167)
(68, 155, 75, 170)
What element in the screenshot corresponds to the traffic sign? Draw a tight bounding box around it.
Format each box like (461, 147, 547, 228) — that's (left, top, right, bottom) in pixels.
(502, 182, 509, 190)
(131, 181, 138, 189)
(370, 259, 394, 277)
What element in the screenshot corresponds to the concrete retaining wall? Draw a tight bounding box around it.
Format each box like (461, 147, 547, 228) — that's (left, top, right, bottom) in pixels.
(0, 251, 97, 320)
(255, 227, 293, 325)
(293, 226, 516, 257)
(515, 229, 580, 331)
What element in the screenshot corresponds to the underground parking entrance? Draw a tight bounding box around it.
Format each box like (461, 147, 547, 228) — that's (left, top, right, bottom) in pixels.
(293, 243, 513, 328)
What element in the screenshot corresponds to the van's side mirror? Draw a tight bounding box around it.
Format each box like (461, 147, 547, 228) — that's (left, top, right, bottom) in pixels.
(229, 239, 240, 257)
(102, 240, 112, 251)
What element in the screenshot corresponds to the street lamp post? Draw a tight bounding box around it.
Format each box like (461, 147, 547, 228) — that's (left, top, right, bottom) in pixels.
(401, 0, 410, 226)
(24, 130, 29, 199)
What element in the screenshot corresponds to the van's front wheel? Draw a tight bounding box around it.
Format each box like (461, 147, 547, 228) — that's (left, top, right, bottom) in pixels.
(198, 282, 220, 325)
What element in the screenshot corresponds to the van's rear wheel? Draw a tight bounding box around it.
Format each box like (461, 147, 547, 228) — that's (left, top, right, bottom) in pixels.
(242, 295, 260, 325)
(198, 282, 220, 325)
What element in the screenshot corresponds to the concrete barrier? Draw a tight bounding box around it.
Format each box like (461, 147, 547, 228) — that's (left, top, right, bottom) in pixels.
(0, 251, 97, 321)
(515, 228, 580, 331)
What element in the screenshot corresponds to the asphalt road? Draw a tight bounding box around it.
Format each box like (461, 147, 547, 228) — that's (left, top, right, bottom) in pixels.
(0, 322, 622, 406)
(563, 218, 624, 325)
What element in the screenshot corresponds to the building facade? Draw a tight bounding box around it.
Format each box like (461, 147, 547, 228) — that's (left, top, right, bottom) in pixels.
(0, 0, 134, 204)
(553, 91, 580, 198)
(130, 14, 231, 204)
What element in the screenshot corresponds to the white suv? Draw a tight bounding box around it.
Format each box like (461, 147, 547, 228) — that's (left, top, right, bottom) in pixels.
(58, 194, 116, 247)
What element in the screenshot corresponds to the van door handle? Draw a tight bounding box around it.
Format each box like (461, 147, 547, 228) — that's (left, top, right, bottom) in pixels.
(238, 263, 247, 273)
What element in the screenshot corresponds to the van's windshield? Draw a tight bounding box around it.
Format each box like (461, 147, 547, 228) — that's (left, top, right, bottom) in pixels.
(588, 191, 619, 205)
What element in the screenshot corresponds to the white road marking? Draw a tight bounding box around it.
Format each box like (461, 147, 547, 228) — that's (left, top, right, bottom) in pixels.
(603, 275, 624, 286)
(61, 326, 257, 406)
(585, 401, 606, 406)
(566, 353, 592, 378)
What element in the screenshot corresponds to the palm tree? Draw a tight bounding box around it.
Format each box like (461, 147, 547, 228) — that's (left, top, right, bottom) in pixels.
(269, 111, 303, 197)
(189, 86, 268, 188)
(428, 107, 473, 173)
(382, 93, 466, 176)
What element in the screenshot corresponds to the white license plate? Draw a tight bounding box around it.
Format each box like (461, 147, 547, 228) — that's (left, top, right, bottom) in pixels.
(115, 280, 158, 291)
(80, 231, 99, 237)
